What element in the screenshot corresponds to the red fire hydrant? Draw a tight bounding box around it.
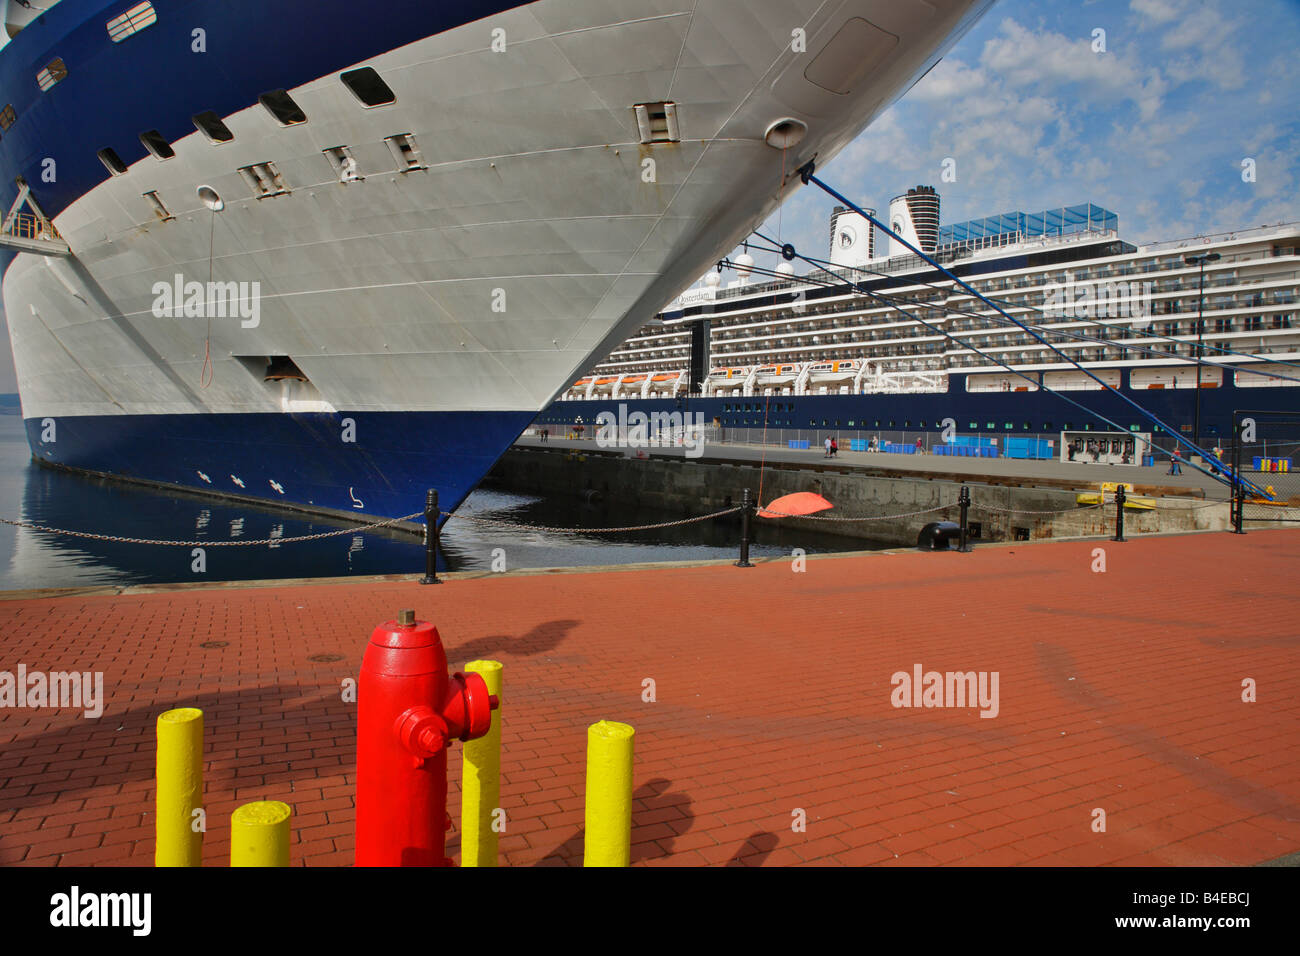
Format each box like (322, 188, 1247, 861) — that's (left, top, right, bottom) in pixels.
(356, 609, 498, 866)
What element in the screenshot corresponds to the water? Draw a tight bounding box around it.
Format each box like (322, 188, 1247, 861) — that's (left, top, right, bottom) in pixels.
(0, 416, 876, 590)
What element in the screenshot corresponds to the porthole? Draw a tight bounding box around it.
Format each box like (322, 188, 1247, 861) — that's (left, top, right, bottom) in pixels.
(341, 67, 395, 107)
(98, 147, 128, 175)
(259, 89, 307, 126)
(107, 2, 156, 42)
(139, 129, 174, 160)
(192, 111, 234, 143)
(37, 58, 68, 91)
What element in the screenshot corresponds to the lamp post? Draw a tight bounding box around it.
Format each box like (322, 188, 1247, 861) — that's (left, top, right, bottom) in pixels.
(1183, 252, 1220, 452)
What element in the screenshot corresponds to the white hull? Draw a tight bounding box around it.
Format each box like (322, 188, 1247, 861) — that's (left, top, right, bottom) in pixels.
(5, 0, 988, 421)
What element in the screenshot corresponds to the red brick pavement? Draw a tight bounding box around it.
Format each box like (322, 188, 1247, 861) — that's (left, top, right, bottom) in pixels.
(1, 531, 1297, 867)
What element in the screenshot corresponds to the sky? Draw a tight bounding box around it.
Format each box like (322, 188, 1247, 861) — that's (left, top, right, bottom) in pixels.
(2, 0, 1299, 393)
(747, 0, 1300, 277)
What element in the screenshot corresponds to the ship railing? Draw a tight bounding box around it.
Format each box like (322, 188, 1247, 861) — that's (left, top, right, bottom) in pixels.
(0, 210, 71, 256)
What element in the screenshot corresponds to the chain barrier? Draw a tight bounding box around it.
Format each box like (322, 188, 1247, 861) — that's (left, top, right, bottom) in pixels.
(0, 512, 423, 547)
(980, 502, 1105, 516)
(1, 488, 1200, 549)
(1163, 498, 1233, 511)
(755, 503, 953, 522)
(440, 505, 742, 534)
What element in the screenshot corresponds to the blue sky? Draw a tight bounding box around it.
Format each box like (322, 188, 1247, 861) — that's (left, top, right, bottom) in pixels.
(748, 0, 1300, 276)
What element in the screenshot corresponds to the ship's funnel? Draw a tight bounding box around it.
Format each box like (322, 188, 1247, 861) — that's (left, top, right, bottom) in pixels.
(888, 185, 940, 258)
(829, 206, 876, 268)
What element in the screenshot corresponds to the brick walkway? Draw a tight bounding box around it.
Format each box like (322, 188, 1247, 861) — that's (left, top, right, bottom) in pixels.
(1, 530, 1297, 867)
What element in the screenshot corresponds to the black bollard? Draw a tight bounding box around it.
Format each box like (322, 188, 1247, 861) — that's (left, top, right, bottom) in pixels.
(1112, 485, 1126, 543)
(1230, 438, 1246, 534)
(735, 487, 754, 568)
(420, 488, 441, 584)
(957, 485, 972, 552)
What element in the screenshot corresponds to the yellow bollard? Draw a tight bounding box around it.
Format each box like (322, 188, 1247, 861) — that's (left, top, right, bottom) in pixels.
(583, 720, 635, 867)
(461, 660, 503, 867)
(230, 801, 292, 867)
(155, 707, 204, 867)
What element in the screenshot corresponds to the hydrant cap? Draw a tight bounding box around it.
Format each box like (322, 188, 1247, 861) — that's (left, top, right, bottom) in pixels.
(370, 618, 442, 649)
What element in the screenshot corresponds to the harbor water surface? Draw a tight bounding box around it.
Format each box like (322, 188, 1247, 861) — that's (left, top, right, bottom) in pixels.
(0, 415, 878, 590)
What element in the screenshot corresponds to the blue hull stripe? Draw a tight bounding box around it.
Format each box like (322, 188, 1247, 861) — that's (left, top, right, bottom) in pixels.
(25, 409, 535, 520)
(538, 375, 1300, 441)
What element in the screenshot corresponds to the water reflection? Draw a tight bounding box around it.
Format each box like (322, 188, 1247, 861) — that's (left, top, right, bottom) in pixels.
(0, 417, 879, 590)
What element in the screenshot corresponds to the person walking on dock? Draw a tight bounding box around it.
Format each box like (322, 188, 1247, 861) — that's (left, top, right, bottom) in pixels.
(915, 437, 925, 455)
(824, 436, 832, 457)
(830, 437, 838, 458)
(1167, 449, 1182, 475)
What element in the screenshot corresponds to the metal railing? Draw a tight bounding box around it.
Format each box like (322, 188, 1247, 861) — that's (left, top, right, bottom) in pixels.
(2, 211, 62, 241)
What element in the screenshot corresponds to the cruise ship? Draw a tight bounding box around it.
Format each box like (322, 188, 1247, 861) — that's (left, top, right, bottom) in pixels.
(0, 0, 994, 521)
(544, 188, 1300, 451)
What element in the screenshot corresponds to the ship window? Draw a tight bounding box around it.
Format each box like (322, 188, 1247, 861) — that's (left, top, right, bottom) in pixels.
(139, 129, 174, 160)
(384, 133, 426, 172)
(97, 147, 128, 175)
(633, 102, 680, 144)
(37, 58, 68, 91)
(142, 190, 173, 221)
(1043, 423, 1052, 431)
(107, 2, 156, 42)
(193, 111, 234, 143)
(0, 104, 15, 131)
(259, 89, 307, 125)
(341, 67, 395, 107)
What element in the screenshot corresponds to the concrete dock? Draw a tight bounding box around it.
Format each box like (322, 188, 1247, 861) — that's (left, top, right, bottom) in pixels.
(1, 529, 1297, 866)
(494, 437, 1240, 547)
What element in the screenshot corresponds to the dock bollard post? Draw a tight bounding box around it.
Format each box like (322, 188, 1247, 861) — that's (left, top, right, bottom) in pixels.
(420, 488, 440, 584)
(957, 485, 972, 553)
(155, 707, 204, 867)
(461, 660, 503, 867)
(1112, 485, 1127, 542)
(735, 487, 754, 568)
(230, 801, 291, 866)
(584, 720, 635, 867)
